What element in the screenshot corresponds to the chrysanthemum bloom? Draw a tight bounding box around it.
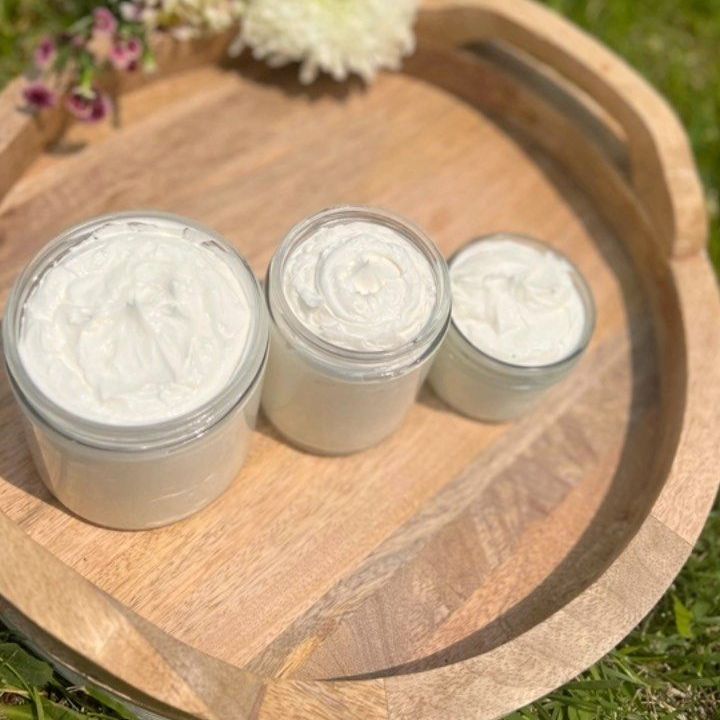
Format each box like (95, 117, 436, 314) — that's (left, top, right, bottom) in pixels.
(23, 82, 57, 111)
(237, 0, 419, 84)
(34, 37, 57, 71)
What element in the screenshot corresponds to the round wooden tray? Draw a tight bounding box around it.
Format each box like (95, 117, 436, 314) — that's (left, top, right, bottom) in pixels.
(1, 1, 718, 718)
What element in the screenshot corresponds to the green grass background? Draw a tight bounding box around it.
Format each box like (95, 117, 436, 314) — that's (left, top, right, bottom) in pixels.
(0, 1, 718, 718)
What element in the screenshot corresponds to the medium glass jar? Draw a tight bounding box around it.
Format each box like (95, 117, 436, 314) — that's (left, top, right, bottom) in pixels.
(2, 212, 269, 530)
(262, 206, 451, 454)
(428, 234, 595, 422)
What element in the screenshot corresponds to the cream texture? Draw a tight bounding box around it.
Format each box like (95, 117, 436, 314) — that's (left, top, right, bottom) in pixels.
(282, 220, 436, 351)
(19, 220, 252, 425)
(451, 238, 586, 366)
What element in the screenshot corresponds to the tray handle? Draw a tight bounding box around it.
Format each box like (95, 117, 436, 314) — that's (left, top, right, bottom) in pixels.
(421, 0, 707, 258)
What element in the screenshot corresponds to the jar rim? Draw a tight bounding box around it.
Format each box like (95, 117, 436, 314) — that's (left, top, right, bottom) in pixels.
(447, 232, 596, 375)
(266, 205, 452, 378)
(2, 211, 269, 452)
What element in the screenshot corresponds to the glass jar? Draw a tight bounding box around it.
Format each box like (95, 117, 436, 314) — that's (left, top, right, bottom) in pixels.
(262, 206, 451, 455)
(2, 212, 269, 530)
(428, 234, 595, 422)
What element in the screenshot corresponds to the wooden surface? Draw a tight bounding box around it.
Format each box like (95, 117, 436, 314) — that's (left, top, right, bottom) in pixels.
(0, 1, 718, 719)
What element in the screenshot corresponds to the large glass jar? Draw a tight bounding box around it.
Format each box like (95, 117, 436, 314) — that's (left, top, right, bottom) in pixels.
(2, 212, 269, 529)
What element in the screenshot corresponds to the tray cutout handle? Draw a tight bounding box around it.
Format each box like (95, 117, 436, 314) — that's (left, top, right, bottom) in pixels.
(421, 0, 708, 258)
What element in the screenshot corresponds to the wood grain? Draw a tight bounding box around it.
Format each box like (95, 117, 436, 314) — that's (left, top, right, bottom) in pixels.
(0, 58, 648, 673)
(421, 0, 707, 259)
(0, 1, 716, 719)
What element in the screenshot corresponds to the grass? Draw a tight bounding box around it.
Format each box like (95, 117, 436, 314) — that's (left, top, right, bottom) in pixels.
(543, 0, 720, 273)
(514, 2, 720, 716)
(511, 508, 720, 719)
(0, 1, 718, 719)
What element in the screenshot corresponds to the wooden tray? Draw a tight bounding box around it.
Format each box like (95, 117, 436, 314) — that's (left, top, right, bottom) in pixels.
(1, 1, 718, 718)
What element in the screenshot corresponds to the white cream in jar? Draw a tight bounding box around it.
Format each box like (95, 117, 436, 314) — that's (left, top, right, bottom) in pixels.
(3, 213, 268, 529)
(281, 220, 437, 351)
(262, 206, 451, 454)
(451, 238, 586, 365)
(19, 222, 252, 425)
(429, 234, 594, 422)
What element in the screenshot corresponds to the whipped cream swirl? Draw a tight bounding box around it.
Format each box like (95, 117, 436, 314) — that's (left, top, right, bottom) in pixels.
(19, 220, 252, 425)
(281, 220, 437, 352)
(451, 237, 586, 366)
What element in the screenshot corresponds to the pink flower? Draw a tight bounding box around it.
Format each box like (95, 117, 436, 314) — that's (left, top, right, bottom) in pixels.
(34, 37, 57, 70)
(110, 37, 143, 71)
(93, 7, 119, 36)
(23, 81, 57, 111)
(65, 90, 93, 120)
(66, 88, 113, 123)
(88, 93, 113, 122)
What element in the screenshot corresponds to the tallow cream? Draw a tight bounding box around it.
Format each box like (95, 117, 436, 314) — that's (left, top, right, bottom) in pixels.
(281, 220, 436, 352)
(19, 220, 252, 425)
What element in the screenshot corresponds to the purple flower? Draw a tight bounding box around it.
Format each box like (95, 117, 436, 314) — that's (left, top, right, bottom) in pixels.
(66, 88, 112, 123)
(65, 90, 93, 121)
(34, 37, 57, 70)
(110, 37, 143, 71)
(93, 7, 119, 36)
(23, 81, 57, 111)
(88, 92, 113, 122)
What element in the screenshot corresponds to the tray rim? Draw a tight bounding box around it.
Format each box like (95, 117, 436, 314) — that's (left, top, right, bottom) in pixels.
(1, 0, 718, 718)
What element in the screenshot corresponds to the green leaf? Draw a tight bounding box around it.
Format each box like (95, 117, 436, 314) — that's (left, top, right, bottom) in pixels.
(672, 595, 695, 639)
(38, 699, 86, 720)
(30, 689, 44, 720)
(0, 703, 35, 720)
(563, 680, 622, 690)
(691, 599, 710, 620)
(0, 645, 53, 691)
(83, 687, 137, 720)
(567, 707, 596, 720)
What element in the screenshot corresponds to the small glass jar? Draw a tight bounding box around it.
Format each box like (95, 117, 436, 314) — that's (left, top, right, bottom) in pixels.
(262, 206, 451, 455)
(428, 234, 595, 422)
(2, 212, 269, 530)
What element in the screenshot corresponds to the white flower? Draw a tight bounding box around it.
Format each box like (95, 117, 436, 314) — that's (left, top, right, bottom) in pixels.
(140, 0, 243, 35)
(237, 0, 419, 84)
